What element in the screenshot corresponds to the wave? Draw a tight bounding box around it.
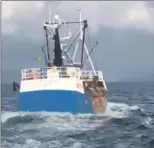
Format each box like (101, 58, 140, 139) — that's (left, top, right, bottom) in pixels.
(2, 102, 140, 124)
(2, 102, 152, 148)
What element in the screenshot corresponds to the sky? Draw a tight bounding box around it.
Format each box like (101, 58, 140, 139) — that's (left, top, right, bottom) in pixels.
(2, 1, 154, 82)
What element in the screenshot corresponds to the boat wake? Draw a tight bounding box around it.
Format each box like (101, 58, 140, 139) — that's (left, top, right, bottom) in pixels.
(2, 102, 140, 124)
(2, 102, 152, 148)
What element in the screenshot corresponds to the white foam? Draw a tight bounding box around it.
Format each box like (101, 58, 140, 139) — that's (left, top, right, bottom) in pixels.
(1, 102, 140, 123)
(70, 142, 87, 148)
(129, 105, 140, 111)
(2, 102, 141, 148)
(1, 111, 20, 122)
(143, 117, 152, 125)
(25, 139, 41, 148)
(96, 102, 140, 119)
(12, 139, 41, 148)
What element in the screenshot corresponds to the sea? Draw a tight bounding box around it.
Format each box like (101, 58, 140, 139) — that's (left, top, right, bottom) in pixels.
(1, 82, 154, 148)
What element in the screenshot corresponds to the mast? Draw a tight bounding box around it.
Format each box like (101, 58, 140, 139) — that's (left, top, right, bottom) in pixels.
(42, 10, 97, 71)
(81, 20, 87, 67)
(44, 26, 51, 67)
(53, 28, 63, 66)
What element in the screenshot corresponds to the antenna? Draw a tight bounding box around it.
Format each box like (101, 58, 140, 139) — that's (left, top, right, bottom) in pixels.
(48, 4, 51, 23)
(78, 9, 83, 40)
(77, 9, 96, 74)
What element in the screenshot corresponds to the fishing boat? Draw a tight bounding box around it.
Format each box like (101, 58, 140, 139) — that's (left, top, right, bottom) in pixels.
(18, 10, 108, 114)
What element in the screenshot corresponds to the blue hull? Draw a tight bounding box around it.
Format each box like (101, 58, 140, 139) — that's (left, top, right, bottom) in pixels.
(18, 90, 93, 114)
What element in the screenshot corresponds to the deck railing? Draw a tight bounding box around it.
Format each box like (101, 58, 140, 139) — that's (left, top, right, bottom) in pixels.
(21, 67, 103, 81)
(80, 71, 103, 80)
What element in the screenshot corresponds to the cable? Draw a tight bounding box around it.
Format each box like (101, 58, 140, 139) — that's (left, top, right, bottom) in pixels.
(82, 41, 98, 66)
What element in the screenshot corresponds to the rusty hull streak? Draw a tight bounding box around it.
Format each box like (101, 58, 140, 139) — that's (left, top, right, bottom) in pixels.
(91, 86, 107, 113)
(83, 76, 107, 113)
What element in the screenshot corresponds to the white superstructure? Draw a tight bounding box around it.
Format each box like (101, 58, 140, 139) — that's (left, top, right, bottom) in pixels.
(20, 67, 105, 94)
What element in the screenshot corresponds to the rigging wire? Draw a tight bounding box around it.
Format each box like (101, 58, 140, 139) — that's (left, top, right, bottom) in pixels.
(63, 26, 85, 65)
(82, 41, 98, 66)
(65, 27, 84, 53)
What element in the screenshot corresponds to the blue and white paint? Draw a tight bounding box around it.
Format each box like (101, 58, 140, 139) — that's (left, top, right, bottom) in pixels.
(18, 67, 97, 113)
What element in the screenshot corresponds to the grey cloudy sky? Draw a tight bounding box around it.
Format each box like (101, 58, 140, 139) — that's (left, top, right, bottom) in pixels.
(2, 1, 154, 82)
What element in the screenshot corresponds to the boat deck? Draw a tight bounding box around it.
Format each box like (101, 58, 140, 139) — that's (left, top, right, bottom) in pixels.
(21, 67, 104, 81)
